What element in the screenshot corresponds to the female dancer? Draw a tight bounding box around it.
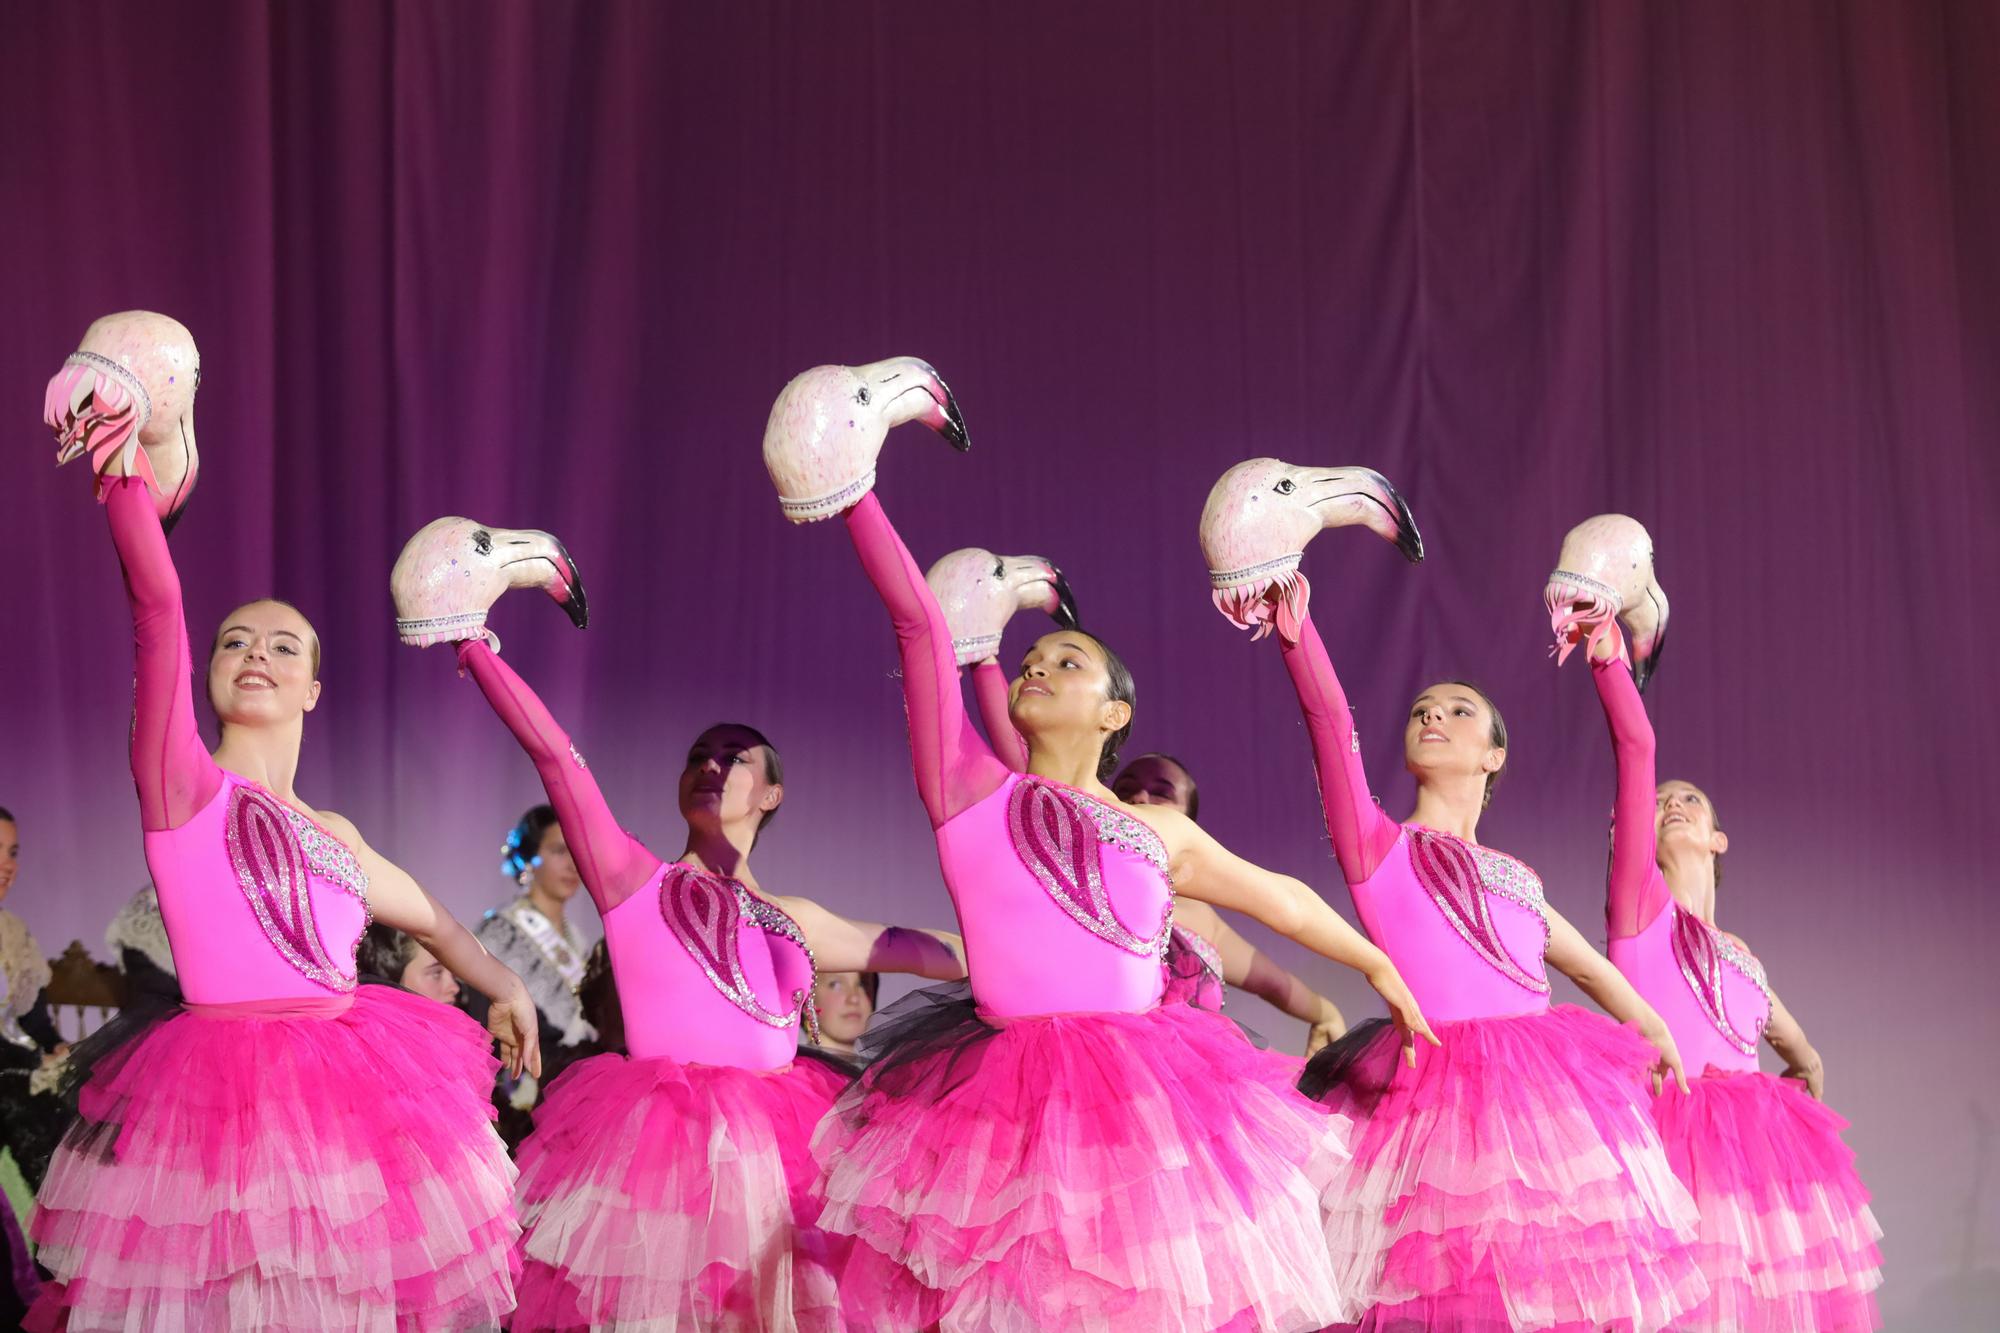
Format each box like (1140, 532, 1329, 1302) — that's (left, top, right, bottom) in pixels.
(434, 590, 966, 1330)
(1249, 579, 1707, 1330)
(1198, 455, 1706, 1330)
(1576, 617, 1882, 1330)
(31, 473, 536, 1331)
(790, 479, 1435, 1326)
(970, 627, 1348, 1047)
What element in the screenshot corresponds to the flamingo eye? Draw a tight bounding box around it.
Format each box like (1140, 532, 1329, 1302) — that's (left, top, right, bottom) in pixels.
(473, 528, 493, 556)
(1273, 478, 1297, 495)
(854, 386, 872, 406)
(992, 559, 1006, 579)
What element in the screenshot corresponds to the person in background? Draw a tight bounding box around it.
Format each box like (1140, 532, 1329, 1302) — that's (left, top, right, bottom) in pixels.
(806, 969, 878, 1057)
(357, 923, 464, 1006)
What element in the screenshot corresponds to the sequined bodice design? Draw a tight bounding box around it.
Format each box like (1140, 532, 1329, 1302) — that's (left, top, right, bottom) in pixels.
(602, 861, 818, 1067)
(1612, 904, 1771, 1075)
(1350, 826, 1552, 1021)
(938, 773, 1174, 1018)
(147, 775, 372, 1005)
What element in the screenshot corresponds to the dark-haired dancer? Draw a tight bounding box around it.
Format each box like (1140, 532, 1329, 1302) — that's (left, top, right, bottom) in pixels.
(768, 360, 1434, 1331)
(404, 519, 964, 1331)
(31, 464, 534, 1328)
(1202, 457, 1706, 1332)
(1576, 619, 1881, 1330)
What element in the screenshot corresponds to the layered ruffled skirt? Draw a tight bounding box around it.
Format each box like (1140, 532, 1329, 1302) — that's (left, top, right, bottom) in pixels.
(511, 1049, 850, 1332)
(28, 986, 517, 1332)
(1653, 1068, 1882, 1331)
(1302, 1005, 1707, 1332)
(812, 982, 1356, 1332)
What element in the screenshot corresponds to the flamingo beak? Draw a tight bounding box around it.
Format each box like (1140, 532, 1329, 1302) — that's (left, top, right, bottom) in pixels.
(928, 364, 969, 452)
(1046, 566, 1080, 630)
(540, 540, 590, 629)
(1306, 468, 1425, 563)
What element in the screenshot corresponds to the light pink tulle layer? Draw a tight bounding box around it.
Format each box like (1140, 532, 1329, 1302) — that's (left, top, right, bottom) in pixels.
(511, 1051, 848, 1332)
(1654, 1068, 1883, 1332)
(813, 1000, 1357, 1332)
(28, 986, 517, 1332)
(1314, 1005, 1708, 1333)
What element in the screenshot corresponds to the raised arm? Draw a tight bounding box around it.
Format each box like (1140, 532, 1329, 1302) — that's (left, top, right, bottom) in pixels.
(1590, 631, 1673, 937)
(455, 640, 659, 913)
(843, 493, 1011, 826)
(1277, 610, 1403, 885)
(971, 660, 1029, 771)
(773, 893, 966, 981)
(1165, 811, 1436, 1060)
(106, 478, 220, 830)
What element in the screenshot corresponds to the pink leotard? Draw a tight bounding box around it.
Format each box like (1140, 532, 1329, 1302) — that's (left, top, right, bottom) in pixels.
(1593, 657, 1771, 1074)
(1282, 611, 1553, 1020)
(458, 642, 816, 1069)
(847, 495, 1171, 1018)
(108, 480, 371, 1005)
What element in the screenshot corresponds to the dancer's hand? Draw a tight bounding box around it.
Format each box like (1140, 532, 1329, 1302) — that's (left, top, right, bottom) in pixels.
(1367, 962, 1440, 1068)
(487, 989, 543, 1080)
(1780, 1055, 1824, 1101)
(1641, 1016, 1690, 1095)
(1304, 997, 1347, 1058)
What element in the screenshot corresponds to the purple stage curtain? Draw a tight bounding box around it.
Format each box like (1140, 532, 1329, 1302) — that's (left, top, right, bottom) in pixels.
(2, 4, 1994, 1322)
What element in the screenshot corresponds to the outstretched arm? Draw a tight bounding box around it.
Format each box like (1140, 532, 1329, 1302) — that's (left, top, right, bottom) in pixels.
(1764, 990, 1823, 1099)
(1590, 629, 1672, 937)
(843, 493, 1011, 827)
(318, 810, 541, 1079)
(971, 660, 1029, 771)
(1544, 902, 1688, 1093)
(1278, 611, 1403, 886)
(105, 479, 219, 830)
(1175, 897, 1347, 1045)
(1165, 809, 1437, 1062)
(455, 640, 660, 913)
(773, 893, 967, 980)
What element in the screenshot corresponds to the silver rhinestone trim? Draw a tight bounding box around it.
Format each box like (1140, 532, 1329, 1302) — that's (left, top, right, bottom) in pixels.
(1546, 569, 1624, 612)
(1208, 551, 1303, 590)
(779, 468, 877, 522)
(1006, 778, 1174, 959)
(64, 351, 152, 426)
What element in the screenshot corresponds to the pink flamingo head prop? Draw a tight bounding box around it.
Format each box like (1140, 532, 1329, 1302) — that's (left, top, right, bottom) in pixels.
(924, 547, 1080, 667)
(1199, 459, 1423, 644)
(1543, 513, 1669, 690)
(761, 356, 967, 522)
(44, 311, 202, 531)
(391, 517, 588, 653)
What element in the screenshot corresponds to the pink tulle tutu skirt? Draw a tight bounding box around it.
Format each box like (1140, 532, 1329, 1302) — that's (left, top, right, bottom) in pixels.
(813, 982, 1357, 1332)
(28, 985, 517, 1332)
(1302, 1005, 1707, 1332)
(510, 1048, 849, 1332)
(1653, 1068, 1882, 1332)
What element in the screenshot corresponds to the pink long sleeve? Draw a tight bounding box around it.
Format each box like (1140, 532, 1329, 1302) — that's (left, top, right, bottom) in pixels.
(107, 480, 219, 831)
(843, 494, 1009, 828)
(971, 660, 1029, 772)
(1278, 611, 1402, 886)
(1592, 653, 1673, 937)
(456, 640, 660, 913)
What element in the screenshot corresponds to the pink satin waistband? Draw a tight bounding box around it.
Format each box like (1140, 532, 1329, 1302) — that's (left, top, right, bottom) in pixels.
(184, 994, 356, 1021)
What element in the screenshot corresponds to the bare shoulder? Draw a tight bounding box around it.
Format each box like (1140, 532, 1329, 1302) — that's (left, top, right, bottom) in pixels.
(309, 807, 366, 853)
